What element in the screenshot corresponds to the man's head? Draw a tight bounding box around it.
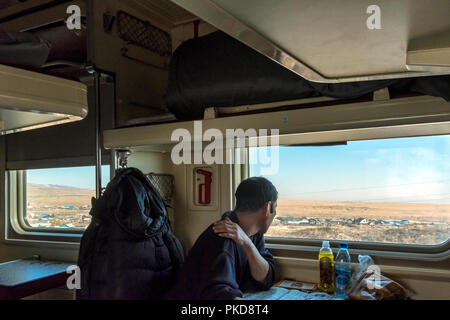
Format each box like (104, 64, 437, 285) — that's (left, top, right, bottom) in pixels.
(234, 177, 278, 234)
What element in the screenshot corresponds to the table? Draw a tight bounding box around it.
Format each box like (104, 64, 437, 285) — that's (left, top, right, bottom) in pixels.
(243, 286, 344, 300)
(0, 258, 73, 300)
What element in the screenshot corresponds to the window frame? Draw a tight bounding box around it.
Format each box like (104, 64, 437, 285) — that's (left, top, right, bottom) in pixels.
(5, 163, 111, 244)
(5, 170, 82, 244)
(246, 139, 450, 260)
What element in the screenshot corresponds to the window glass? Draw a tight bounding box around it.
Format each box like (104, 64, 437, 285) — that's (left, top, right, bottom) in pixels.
(250, 136, 450, 245)
(25, 166, 110, 230)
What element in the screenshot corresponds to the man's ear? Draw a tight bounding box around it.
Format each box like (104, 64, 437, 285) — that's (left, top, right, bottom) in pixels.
(263, 201, 271, 217)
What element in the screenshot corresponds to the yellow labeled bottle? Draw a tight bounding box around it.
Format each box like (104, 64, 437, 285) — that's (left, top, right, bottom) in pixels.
(318, 240, 335, 293)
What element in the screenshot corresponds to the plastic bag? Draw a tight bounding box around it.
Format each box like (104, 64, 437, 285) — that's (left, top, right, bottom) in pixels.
(347, 255, 410, 300)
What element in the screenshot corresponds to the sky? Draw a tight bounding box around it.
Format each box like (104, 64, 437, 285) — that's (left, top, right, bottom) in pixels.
(27, 166, 110, 190)
(250, 135, 450, 204)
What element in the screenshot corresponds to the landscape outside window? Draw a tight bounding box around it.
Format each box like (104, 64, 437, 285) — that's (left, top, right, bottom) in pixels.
(25, 166, 110, 230)
(250, 136, 450, 245)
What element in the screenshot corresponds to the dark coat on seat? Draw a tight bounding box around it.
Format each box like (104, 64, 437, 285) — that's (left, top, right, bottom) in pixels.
(77, 168, 184, 300)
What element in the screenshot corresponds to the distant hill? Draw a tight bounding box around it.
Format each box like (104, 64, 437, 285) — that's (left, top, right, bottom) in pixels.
(27, 184, 95, 207)
(28, 183, 93, 190)
(277, 199, 450, 222)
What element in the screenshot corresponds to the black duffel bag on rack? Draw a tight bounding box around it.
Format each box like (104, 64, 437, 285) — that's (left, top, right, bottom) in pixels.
(0, 29, 51, 67)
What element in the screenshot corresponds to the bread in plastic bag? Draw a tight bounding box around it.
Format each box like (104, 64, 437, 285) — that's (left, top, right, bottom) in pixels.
(347, 255, 410, 300)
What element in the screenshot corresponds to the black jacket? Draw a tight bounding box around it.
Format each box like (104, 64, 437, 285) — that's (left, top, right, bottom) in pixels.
(77, 168, 184, 300)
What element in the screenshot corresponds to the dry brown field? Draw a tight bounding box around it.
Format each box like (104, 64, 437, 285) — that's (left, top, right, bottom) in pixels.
(266, 200, 450, 244)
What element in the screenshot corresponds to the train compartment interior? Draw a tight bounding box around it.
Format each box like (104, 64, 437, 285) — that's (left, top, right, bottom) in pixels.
(0, 0, 449, 301)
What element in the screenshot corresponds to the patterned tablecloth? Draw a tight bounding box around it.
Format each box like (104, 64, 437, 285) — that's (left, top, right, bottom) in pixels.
(243, 286, 344, 300)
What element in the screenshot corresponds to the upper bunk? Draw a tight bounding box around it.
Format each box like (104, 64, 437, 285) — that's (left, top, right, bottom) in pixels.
(171, 0, 450, 83)
(0, 1, 89, 135)
(103, 13, 450, 151)
(0, 0, 202, 129)
(1, 0, 449, 146)
(0, 63, 87, 135)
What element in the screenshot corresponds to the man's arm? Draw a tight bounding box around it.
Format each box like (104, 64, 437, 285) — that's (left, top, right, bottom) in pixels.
(252, 233, 276, 289)
(213, 218, 275, 287)
(242, 237, 270, 283)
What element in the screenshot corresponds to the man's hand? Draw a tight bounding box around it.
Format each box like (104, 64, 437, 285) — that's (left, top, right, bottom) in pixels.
(213, 217, 250, 246)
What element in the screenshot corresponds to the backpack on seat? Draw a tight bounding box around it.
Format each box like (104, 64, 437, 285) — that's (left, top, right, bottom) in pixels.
(76, 167, 184, 300)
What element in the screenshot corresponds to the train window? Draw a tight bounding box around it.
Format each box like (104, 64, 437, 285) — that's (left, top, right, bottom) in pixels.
(250, 135, 450, 246)
(22, 166, 110, 230)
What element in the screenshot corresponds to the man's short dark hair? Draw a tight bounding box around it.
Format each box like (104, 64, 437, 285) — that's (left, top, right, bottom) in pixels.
(234, 177, 278, 213)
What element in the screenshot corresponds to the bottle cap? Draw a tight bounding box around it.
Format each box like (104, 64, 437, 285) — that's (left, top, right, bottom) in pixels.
(340, 242, 348, 249)
(322, 240, 330, 248)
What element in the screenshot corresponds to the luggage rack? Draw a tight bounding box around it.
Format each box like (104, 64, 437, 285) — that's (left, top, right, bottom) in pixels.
(146, 173, 175, 205)
(104, 93, 450, 152)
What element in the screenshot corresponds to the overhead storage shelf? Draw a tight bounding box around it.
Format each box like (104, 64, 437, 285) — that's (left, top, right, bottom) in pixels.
(171, 0, 450, 83)
(0, 64, 88, 135)
(103, 95, 450, 151)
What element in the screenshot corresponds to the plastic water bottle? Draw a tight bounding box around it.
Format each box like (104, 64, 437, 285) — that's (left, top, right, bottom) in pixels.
(334, 242, 351, 298)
